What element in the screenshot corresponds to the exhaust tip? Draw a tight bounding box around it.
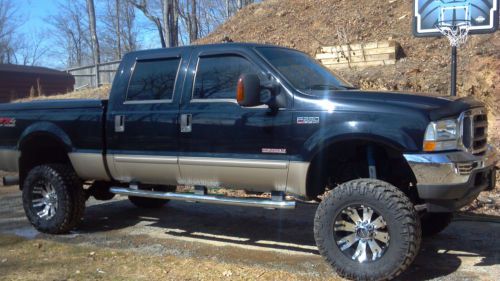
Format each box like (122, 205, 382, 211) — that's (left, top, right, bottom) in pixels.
(2, 176, 19, 186)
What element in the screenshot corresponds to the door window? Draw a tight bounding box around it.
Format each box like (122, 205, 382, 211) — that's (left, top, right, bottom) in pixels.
(193, 55, 259, 100)
(126, 58, 181, 102)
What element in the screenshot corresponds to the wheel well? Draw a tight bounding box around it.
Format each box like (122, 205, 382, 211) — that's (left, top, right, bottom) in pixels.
(306, 140, 418, 202)
(19, 134, 71, 189)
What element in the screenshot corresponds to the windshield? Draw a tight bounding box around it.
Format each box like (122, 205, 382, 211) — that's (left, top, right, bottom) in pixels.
(257, 47, 355, 93)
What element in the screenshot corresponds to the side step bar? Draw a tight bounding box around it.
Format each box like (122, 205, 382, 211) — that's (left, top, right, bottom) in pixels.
(109, 187, 296, 209)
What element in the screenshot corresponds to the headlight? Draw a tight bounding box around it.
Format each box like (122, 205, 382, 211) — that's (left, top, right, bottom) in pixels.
(423, 119, 460, 152)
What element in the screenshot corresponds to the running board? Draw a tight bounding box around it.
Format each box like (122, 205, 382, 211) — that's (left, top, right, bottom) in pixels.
(109, 187, 296, 209)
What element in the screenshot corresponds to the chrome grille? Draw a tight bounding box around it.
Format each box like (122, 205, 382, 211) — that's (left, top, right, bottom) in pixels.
(461, 108, 488, 155)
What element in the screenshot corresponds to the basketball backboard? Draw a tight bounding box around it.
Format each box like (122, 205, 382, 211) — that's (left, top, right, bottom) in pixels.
(413, 0, 499, 37)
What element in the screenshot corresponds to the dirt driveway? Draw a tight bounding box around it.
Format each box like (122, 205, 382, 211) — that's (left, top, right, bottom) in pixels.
(0, 185, 499, 280)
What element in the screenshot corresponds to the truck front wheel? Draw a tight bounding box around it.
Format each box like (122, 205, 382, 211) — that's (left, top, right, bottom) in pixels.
(22, 164, 86, 234)
(314, 179, 421, 281)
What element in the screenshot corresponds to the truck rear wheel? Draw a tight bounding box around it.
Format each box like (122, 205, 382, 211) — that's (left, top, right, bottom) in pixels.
(420, 212, 453, 236)
(314, 179, 421, 281)
(22, 164, 86, 234)
(128, 185, 176, 209)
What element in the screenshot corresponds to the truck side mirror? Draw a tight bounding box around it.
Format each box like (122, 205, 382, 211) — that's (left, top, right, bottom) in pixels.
(236, 74, 262, 107)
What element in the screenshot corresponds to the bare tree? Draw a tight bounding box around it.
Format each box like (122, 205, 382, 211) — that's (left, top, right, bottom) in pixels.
(128, 0, 167, 47)
(115, 0, 122, 58)
(179, 0, 198, 43)
(101, 0, 138, 60)
(17, 31, 49, 66)
(48, 0, 92, 67)
(161, 0, 180, 47)
(0, 0, 19, 64)
(86, 0, 101, 65)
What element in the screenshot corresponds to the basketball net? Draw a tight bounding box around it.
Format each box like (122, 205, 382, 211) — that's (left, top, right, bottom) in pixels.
(435, 21, 471, 47)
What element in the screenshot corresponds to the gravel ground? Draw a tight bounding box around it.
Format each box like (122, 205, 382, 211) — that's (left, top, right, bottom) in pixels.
(0, 184, 499, 281)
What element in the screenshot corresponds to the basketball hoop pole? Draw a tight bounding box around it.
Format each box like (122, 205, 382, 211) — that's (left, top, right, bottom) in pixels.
(450, 46, 457, 96)
(436, 22, 471, 97)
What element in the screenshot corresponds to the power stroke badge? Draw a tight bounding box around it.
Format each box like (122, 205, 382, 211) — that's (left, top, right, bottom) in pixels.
(297, 117, 320, 124)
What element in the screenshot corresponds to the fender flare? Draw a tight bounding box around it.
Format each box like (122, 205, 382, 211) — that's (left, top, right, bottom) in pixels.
(17, 122, 73, 153)
(305, 133, 408, 161)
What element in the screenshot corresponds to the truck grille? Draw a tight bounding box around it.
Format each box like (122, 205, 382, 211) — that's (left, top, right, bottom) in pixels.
(462, 108, 488, 155)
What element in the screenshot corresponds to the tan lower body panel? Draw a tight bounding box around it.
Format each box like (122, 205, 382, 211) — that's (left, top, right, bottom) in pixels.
(70, 153, 310, 196)
(68, 152, 110, 181)
(286, 162, 309, 196)
(110, 154, 180, 186)
(178, 157, 290, 192)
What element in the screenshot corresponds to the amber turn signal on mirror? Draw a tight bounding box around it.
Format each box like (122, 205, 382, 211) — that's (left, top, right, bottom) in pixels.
(237, 77, 245, 103)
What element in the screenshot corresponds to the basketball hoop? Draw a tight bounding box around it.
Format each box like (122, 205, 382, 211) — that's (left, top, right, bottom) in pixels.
(435, 20, 471, 47)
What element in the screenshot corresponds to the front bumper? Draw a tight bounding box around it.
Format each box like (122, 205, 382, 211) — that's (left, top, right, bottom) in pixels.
(404, 145, 498, 212)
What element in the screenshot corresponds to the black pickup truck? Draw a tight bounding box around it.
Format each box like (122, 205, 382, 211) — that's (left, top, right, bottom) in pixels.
(0, 43, 497, 280)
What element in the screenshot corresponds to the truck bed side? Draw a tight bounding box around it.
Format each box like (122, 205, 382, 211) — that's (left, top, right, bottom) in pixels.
(0, 99, 108, 181)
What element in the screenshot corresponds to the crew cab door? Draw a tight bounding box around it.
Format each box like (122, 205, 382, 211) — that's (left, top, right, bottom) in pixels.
(106, 49, 191, 185)
(178, 48, 292, 192)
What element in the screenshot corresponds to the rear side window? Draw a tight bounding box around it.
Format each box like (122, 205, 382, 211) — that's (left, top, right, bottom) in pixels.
(193, 55, 258, 100)
(126, 58, 180, 101)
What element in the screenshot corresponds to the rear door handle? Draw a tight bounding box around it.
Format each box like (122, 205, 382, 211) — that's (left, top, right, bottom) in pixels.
(180, 114, 192, 133)
(115, 115, 125, 132)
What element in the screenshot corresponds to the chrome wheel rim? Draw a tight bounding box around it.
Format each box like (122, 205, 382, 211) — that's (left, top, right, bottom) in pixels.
(334, 205, 390, 263)
(31, 181, 58, 220)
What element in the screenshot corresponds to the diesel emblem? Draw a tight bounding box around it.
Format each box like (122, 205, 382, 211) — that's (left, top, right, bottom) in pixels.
(297, 117, 319, 124)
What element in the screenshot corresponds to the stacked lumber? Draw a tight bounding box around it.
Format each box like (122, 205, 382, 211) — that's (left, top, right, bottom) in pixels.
(315, 40, 399, 69)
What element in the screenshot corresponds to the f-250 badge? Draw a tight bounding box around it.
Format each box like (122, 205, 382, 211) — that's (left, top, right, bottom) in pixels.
(297, 117, 320, 124)
(0, 118, 15, 127)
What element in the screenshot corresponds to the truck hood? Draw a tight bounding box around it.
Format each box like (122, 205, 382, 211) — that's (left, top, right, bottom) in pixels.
(306, 90, 484, 121)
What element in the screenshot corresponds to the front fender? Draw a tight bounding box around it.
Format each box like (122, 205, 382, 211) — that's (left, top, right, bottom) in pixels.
(300, 119, 420, 162)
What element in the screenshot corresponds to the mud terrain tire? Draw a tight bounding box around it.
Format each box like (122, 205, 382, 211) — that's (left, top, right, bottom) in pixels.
(314, 179, 421, 281)
(22, 164, 85, 234)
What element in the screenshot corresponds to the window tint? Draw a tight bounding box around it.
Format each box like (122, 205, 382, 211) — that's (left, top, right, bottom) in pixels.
(257, 47, 354, 92)
(193, 55, 259, 100)
(126, 58, 180, 101)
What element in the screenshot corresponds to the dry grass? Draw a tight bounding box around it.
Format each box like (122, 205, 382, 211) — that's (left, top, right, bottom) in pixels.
(0, 235, 335, 281)
(14, 85, 111, 103)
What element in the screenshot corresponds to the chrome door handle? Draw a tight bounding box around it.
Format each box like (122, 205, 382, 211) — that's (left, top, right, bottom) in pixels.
(115, 115, 125, 132)
(180, 114, 192, 133)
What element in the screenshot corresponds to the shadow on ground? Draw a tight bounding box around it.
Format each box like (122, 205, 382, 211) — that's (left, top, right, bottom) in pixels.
(1, 188, 499, 280)
(79, 199, 500, 280)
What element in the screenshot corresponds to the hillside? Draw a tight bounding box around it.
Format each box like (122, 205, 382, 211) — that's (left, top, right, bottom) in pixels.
(19, 0, 499, 214)
(197, 0, 499, 115)
(197, 0, 499, 214)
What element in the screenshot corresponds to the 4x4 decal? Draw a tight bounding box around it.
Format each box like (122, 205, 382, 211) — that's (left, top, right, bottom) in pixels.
(0, 118, 15, 127)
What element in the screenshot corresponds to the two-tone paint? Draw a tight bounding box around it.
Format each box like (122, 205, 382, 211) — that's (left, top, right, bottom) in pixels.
(0, 43, 488, 197)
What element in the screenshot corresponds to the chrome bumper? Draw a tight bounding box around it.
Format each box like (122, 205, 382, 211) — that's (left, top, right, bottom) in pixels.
(404, 145, 498, 186)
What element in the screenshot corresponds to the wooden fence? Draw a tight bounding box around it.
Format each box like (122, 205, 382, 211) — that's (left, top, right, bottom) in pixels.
(66, 60, 120, 89)
(316, 40, 400, 69)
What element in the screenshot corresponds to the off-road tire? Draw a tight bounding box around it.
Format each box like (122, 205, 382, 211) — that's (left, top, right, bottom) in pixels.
(22, 164, 86, 234)
(128, 185, 176, 209)
(420, 212, 453, 237)
(314, 179, 421, 281)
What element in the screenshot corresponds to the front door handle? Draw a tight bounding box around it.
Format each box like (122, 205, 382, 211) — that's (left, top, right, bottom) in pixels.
(115, 115, 125, 132)
(180, 114, 192, 133)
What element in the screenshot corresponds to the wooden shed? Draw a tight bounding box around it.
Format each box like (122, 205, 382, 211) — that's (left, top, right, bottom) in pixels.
(0, 64, 74, 102)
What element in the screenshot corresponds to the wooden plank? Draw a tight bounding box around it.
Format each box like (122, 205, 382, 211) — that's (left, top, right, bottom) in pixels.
(318, 53, 396, 64)
(320, 40, 397, 53)
(323, 59, 396, 69)
(315, 46, 397, 60)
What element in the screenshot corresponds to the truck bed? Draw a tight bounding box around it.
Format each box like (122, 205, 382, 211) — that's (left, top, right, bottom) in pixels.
(0, 99, 107, 173)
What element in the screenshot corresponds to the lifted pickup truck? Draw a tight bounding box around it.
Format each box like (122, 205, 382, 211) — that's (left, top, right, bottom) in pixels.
(0, 43, 497, 280)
